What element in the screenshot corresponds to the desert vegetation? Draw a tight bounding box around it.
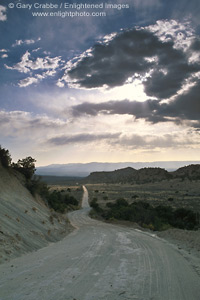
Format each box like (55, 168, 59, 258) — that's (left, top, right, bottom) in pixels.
(46, 186, 83, 213)
(0, 146, 12, 168)
(87, 181, 200, 231)
(90, 197, 199, 231)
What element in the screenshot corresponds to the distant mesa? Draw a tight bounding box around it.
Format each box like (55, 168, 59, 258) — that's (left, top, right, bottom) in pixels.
(85, 165, 200, 184)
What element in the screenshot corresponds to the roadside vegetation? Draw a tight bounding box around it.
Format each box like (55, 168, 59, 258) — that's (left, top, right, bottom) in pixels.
(87, 183, 200, 231)
(90, 197, 200, 231)
(0, 145, 81, 213)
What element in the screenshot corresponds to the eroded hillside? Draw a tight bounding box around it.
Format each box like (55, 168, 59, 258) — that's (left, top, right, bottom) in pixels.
(0, 163, 73, 263)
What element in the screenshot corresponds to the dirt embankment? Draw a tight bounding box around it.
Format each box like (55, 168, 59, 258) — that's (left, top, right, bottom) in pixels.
(0, 164, 73, 264)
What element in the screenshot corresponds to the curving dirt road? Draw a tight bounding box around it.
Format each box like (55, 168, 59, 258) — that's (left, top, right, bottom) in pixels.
(0, 186, 200, 300)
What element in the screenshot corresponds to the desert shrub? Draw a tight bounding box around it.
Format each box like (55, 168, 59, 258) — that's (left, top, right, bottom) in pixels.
(172, 208, 198, 230)
(12, 156, 36, 180)
(155, 205, 173, 222)
(47, 191, 79, 213)
(99, 199, 200, 231)
(116, 198, 129, 207)
(106, 202, 114, 208)
(26, 176, 49, 197)
(64, 194, 78, 206)
(47, 191, 65, 213)
(90, 198, 99, 209)
(90, 198, 103, 213)
(0, 146, 12, 168)
(168, 197, 174, 202)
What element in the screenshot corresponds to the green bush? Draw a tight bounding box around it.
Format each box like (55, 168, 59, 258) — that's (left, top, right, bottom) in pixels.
(90, 198, 103, 213)
(116, 198, 129, 207)
(12, 156, 36, 180)
(172, 208, 198, 230)
(98, 199, 199, 231)
(47, 191, 79, 213)
(168, 197, 174, 202)
(91, 198, 99, 209)
(132, 195, 139, 199)
(0, 146, 12, 168)
(64, 194, 78, 206)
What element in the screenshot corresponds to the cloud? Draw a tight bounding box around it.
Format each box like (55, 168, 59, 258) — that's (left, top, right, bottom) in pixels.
(0, 110, 68, 137)
(0, 49, 8, 53)
(5, 51, 33, 73)
(48, 133, 120, 145)
(5, 51, 61, 73)
(32, 48, 41, 53)
(112, 133, 198, 149)
(12, 38, 41, 47)
(5, 51, 62, 87)
(71, 81, 200, 127)
(0, 5, 7, 21)
(47, 131, 200, 151)
(157, 81, 200, 124)
(56, 80, 65, 88)
(143, 62, 199, 99)
(72, 99, 159, 117)
(1, 110, 198, 154)
(18, 77, 39, 87)
(60, 21, 200, 100)
(61, 28, 157, 89)
(190, 38, 200, 52)
(1, 54, 8, 59)
(146, 19, 195, 51)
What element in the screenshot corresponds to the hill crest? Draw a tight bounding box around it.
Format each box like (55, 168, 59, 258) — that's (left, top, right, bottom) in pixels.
(85, 164, 200, 183)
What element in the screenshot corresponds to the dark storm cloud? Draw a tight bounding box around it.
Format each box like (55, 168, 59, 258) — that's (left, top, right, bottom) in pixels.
(157, 81, 200, 122)
(72, 99, 160, 118)
(66, 28, 200, 99)
(143, 63, 199, 99)
(71, 81, 200, 127)
(190, 38, 200, 52)
(48, 133, 120, 146)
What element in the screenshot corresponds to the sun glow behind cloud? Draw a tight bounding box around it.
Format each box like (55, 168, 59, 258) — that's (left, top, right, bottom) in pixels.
(103, 79, 151, 102)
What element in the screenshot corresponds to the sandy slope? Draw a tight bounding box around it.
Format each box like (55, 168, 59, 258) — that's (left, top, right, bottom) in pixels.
(0, 165, 73, 263)
(0, 186, 200, 300)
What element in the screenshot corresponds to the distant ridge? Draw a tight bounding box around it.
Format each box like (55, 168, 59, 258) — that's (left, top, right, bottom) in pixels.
(172, 164, 200, 180)
(85, 165, 200, 184)
(36, 161, 200, 177)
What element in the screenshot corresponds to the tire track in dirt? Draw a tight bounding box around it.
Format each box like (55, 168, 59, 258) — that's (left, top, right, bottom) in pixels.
(0, 186, 200, 300)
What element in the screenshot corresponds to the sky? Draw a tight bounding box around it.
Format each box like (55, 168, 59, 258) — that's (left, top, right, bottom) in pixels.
(0, 0, 200, 166)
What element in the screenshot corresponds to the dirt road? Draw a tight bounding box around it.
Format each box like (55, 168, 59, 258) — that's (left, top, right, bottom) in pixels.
(0, 186, 200, 300)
